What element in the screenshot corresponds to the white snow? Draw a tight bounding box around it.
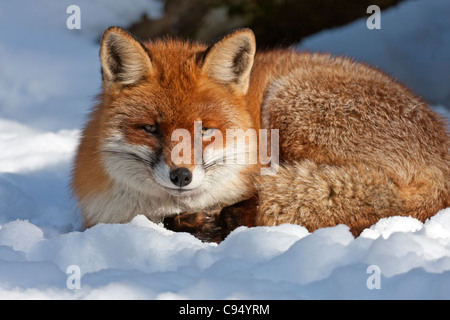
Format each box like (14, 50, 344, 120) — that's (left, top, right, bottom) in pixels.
(0, 0, 449, 299)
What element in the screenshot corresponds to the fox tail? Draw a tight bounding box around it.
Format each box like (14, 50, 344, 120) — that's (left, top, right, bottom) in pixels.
(256, 159, 449, 236)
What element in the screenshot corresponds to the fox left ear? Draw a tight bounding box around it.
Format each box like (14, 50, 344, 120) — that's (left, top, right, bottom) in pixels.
(201, 29, 256, 94)
(100, 26, 153, 88)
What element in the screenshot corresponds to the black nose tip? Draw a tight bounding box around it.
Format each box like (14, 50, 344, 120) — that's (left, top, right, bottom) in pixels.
(170, 167, 192, 188)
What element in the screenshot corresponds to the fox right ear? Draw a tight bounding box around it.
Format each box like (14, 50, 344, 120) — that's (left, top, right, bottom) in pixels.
(100, 26, 152, 88)
(201, 29, 256, 95)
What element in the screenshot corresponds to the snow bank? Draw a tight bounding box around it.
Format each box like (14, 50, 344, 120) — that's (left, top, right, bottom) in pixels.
(0, 0, 162, 131)
(1, 0, 449, 299)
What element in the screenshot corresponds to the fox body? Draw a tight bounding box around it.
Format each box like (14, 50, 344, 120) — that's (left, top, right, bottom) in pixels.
(72, 27, 449, 235)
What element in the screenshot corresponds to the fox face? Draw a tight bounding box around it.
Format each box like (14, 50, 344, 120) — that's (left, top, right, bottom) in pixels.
(73, 27, 260, 225)
(99, 89, 257, 202)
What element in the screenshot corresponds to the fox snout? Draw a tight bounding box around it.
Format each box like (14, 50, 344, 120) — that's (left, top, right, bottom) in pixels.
(169, 167, 193, 188)
(152, 158, 205, 194)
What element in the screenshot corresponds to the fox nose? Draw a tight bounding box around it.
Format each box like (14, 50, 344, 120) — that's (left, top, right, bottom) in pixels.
(169, 167, 192, 188)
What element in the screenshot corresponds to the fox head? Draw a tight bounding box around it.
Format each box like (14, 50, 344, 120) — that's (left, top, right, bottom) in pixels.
(90, 26, 259, 210)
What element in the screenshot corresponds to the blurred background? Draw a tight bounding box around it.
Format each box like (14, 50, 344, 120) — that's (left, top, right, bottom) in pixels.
(127, 0, 404, 48)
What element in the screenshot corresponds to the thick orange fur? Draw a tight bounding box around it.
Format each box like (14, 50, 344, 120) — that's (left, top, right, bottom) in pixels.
(72, 27, 449, 236)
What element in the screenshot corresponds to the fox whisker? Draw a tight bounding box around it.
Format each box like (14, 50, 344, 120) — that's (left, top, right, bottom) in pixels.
(99, 149, 156, 167)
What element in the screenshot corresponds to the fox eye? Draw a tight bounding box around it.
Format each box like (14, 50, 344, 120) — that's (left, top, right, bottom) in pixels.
(201, 127, 216, 137)
(143, 124, 158, 134)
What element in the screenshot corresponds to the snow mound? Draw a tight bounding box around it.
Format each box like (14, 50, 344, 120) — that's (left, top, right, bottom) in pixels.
(0, 118, 78, 174)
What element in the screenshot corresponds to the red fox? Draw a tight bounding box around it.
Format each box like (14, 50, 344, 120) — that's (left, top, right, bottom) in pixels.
(72, 27, 449, 238)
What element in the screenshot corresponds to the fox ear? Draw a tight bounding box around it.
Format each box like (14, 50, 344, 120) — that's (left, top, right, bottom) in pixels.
(100, 26, 152, 87)
(201, 29, 256, 94)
